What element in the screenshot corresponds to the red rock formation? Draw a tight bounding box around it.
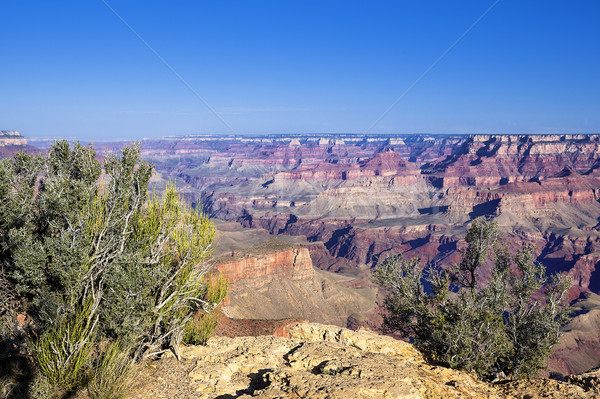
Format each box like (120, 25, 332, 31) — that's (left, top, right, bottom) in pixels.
(429, 134, 600, 188)
(215, 241, 314, 289)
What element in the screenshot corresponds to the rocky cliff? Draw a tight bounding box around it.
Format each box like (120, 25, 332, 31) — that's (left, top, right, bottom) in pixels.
(213, 236, 377, 326)
(0, 130, 27, 147)
(215, 239, 314, 288)
(0, 130, 31, 158)
(128, 323, 599, 399)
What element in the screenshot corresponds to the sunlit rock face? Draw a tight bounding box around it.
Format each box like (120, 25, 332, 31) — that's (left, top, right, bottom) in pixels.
(0, 130, 27, 148)
(0, 130, 27, 147)
(0, 131, 36, 159)
(215, 240, 314, 288)
(213, 239, 377, 326)
(127, 322, 597, 399)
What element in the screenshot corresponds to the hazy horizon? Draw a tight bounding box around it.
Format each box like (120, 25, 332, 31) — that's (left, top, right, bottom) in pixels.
(18, 131, 600, 145)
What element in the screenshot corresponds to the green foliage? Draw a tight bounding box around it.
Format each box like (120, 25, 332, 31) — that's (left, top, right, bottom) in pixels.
(0, 141, 227, 394)
(204, 273, 229, 308)
(183, 311, 220, 346)
(375, 218, 571, 380)
(88, 341, 133, 399)
(183, 274, 228, 345)
(31, 297, 97, 390)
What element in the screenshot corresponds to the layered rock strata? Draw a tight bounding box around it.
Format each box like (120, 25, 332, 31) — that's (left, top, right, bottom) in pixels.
(215, 239, 314, 288)
(213, 238, 377, 326)
(0, 130, 27, 147)
(113, 133, 600, 376)
(0, 130, 32, 158)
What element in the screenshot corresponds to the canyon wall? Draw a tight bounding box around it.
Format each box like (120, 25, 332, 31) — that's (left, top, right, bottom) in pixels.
(0, 131, 32, 158)
(137, 133, 600, 374)
(133, 133, 600, 298)
(199, 135, 600, 279)
(214, 240, 314, 288)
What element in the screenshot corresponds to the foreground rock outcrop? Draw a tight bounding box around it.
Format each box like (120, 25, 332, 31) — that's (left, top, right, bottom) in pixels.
(127, 323, 596, 399)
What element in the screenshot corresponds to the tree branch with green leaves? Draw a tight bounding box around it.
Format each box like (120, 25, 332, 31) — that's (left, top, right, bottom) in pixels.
(374, 218, 571, 380)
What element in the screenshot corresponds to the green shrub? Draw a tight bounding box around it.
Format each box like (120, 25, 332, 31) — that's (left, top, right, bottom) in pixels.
(183, 274, 228, 345)
(0, 141, 227, 394)
(205, 273, 230, 306)
(184, 311, 219, 346)
(88, 341, 133, 399)
(375, 218, 571, 380)
(183, 312, 219, 346)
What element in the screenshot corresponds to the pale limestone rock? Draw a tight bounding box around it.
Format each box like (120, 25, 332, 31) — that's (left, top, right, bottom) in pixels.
(0, 130, 27, 147)
(128, 323, 596, 399)
(288, 322, 423, 362)
(131, 323, 500, 398)
(566, 367, 600, 394)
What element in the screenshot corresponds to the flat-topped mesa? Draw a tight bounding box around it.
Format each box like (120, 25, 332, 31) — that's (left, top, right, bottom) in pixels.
(355, 150, 412, 176)
(214, 239, 314, 288)
(0, 130, 27, 147)
(280, 150, 420, 182)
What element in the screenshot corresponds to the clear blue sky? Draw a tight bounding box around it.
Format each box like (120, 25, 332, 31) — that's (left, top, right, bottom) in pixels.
(1, 1, 599, 140)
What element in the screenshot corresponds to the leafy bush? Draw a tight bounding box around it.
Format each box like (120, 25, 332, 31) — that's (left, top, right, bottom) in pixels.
(183, 312, 220, 346)
(375, 218, 571, 380)
(0, 141, 227, 394)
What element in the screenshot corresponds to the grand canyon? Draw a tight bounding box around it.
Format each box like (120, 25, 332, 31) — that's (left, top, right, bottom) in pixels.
(5, 130, 600, 393)
(5, 3, 600, 397)
(13, 131, 600, 374)
(142, 132, 600, 377)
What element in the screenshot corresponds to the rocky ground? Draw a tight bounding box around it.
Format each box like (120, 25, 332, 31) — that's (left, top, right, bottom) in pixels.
(126, 323, 600, 399)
